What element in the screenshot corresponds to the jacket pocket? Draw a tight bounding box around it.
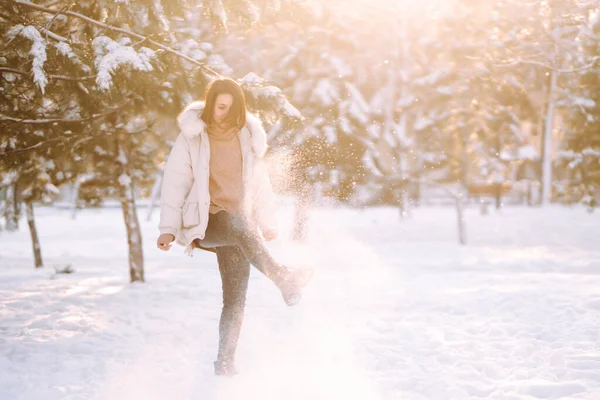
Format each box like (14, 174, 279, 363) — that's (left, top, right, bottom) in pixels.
(182, 201, 200, 228)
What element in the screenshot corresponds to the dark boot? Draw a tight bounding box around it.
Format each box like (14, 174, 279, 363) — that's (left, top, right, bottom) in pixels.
(277, 266, 314, 306)
(214, 360, 238, 377)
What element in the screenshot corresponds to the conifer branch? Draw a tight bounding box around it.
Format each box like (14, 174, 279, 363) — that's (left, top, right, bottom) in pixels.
(495, 56, 600, 73)
(13, 0, 221, 77)
(0, 67, 95, 81)
(0, 107, 119, 124)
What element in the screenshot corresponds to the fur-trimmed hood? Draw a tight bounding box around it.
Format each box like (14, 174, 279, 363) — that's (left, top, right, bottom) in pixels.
(177, 101, 268, 158)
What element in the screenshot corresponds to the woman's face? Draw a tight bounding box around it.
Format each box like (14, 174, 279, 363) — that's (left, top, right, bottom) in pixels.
(213, 93, 234, 125)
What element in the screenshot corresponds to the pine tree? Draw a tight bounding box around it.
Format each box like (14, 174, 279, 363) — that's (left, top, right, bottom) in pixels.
(1, 0, 298, 277)
(561, 5, 600, 208)
(250, 2, 374, 203)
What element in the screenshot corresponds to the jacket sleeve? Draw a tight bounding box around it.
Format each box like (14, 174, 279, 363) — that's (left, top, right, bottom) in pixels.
(252, 158, 278, 235)
(158, 134, 194, 237)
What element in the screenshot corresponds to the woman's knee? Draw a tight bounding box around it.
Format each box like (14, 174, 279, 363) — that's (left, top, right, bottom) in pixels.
(222, 297, 246, 312)
(228, 216, 255, 243)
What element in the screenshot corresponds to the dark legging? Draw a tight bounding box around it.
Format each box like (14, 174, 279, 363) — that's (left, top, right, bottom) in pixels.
(194, 211, 284, 364)
(215, 245, 249, 364)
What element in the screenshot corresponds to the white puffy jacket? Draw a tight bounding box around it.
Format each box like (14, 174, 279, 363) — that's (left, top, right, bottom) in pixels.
(158, 101, 278, 251)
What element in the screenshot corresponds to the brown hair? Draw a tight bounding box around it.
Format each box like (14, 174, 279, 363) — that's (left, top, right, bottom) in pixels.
(201, 78, 247, 130)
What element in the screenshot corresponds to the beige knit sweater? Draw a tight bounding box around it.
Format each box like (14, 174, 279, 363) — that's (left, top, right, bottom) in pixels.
(207, 125, 243, 215)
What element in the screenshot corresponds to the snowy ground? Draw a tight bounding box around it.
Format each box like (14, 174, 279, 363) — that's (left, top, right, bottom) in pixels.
(1, 202, 599, 400)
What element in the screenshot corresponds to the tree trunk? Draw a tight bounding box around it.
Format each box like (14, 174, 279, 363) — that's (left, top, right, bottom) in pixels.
(411, 177, 466, 245)
(495, 183, 502, 209)
(146, 171, 162, 222)
(70, 178, 81, 220)
(459, 128, 469, 196)
(25, 201, 43, 268)
(495, 131, 503, 210)
(4, 183, 19, 231)
(541, 70, 557, 205)
(397, 11, 411, 218)
(117, 143, 144, 283)
(122, 192, 144, 283)
(398, 113, 411, 218)
(455, 196, 466, 245)
(121, 179, 144, 283)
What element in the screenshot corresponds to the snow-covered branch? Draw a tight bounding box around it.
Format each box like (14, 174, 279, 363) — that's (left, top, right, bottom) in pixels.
(45, 73, 94, 81)
(1, 122, 148, 158)
(41, 0, 63, 6)
(7, 24, 48, 93)
(39, 27, 70, 43)
(0, 67, 28, 76)
(0, 107, 119, 124)
(495, 56, 600, 73)
(0, 67, 94, 81)
(13, 0, 221, 77)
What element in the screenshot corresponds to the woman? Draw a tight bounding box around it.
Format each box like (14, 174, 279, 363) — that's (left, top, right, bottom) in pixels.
(156, 78, 312, 377)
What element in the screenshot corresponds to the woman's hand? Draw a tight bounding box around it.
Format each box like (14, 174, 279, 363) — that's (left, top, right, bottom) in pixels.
(262, 229, 278, 241)
(157, 234, 175, 251)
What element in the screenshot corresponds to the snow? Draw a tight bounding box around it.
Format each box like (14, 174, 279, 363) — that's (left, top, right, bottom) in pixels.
(256, 85, 283, 99)
(132, 4, 150, 27)
(506, 75, 523, 89)
(1, 204, 600, 399)
(1, 72, 16, 82)
(278, 51, 297, 70)
(117, 173, 131, 187)
(329, 55, 353, 78)
(344, 82, 370, 125)
(1, 170, 18, 185)
(499, 149, 513, 161)
(311, 79, 339, 107)
(571, 97, 596, 109)
(582, 148, 600, 158)
(282, 101, 302, 119)
(339, 116, 352, 134)
(367, 122, 382, 140)
(94, 146, 108, 156)
(44, 183, 60, 195)
(509, 124, 524, 142)
(370, 89, 386, 115)
(152, 0, 170, 32)
(54, 42, 76, 59)
(206, 54, 233, 75)
(7, 25, 48, 94)
(323, 125, 337, 144)
(242, 1, 261, 23)
(240, 72, 262, 85)
(198, 42, 213, 53)
(397, 94, 415, 108)
(557, 150, 577, 160)
(64, 105, 81, 121)
(180, 39, 207, 62)
(93, 36, 155, 91)
(413, 69, 450, 86)
(518, 144, 539, 160)
(436, 86, 454, 95)
(557, 148, 600, 168)
(589, 9, 599, 30)
(414, 116, 434, 131)
(362, 151, 384, 177)
(209, 0, 228, 29)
